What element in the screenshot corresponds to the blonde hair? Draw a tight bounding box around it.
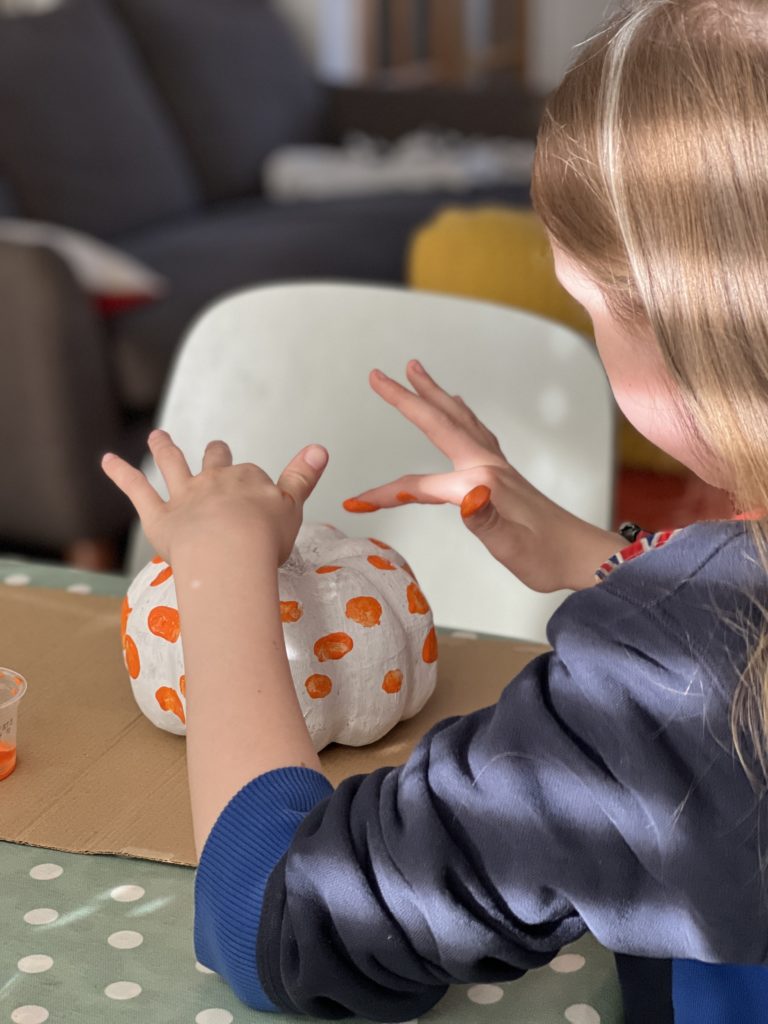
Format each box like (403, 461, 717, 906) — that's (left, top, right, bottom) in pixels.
(531, 0, 768, 784)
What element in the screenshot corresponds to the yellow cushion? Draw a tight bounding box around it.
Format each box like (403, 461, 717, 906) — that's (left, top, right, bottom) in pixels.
(408, 206, 593, 337)
(408, 206, 682, 474)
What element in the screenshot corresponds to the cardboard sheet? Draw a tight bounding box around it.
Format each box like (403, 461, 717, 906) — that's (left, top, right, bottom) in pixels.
(0, 586, 546, 867)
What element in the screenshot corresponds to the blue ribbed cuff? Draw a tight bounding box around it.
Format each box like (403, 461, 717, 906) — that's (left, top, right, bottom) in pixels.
(673, 960, 768, 1023)
(194, 766, 334, 1011)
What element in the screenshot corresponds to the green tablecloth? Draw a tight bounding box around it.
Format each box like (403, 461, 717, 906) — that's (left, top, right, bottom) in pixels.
(0, 557, 623, 1024)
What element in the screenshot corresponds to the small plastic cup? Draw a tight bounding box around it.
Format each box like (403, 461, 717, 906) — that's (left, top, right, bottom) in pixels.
(0, 668, 27, 781)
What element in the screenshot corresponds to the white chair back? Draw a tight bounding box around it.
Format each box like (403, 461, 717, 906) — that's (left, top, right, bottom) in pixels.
(125, 282, 614, 642)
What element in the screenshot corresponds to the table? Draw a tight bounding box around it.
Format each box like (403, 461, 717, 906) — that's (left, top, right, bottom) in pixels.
(0, 556, 623, 1024)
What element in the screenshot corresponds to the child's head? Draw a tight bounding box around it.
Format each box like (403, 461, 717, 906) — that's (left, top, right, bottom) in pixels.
(531, 0, 768, 507)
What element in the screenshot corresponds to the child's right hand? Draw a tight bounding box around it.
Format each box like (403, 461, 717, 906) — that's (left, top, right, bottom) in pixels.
(343, 360, 622, 593)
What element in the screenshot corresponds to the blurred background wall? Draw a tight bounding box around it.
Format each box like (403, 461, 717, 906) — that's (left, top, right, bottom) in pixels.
(274, 0, 613, 92)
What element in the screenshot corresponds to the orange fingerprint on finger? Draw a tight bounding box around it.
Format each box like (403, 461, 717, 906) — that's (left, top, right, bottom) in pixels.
(120, 596, 131, 644)
(179, 674, 186, 697)
(422, 626, 438, 664)
(343, 498, 379, 513)
(155, 686, 186, 724)
(305, 674, 333, 699)
(461, 485, 491, 519)
(151, 555, 164, 564)
(382, 669, 403, 694)
(406, 582, 430, 615)
(314, 632, 354, 661)
(346, 596, 382, 627)
(368, 555, 397, 571)
(148, 606, 181, 643)
(150, 565, 173, 587)
(124, 634, 141, 679)
(368, 537, 391, 550)
(396, 491, 418, 504)
(280, 600, 303, 622)
(316, 565, 341, 574)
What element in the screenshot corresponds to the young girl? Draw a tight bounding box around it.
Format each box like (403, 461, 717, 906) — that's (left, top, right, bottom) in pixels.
(101, 1, 768, 1020)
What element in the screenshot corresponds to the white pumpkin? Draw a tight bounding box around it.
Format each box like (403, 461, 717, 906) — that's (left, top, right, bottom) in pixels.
(121, 523, 438, 751)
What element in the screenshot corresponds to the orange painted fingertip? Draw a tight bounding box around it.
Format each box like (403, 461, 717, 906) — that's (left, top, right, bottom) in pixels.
(343, 498, 379, 513)
(460, 485, 491, 519)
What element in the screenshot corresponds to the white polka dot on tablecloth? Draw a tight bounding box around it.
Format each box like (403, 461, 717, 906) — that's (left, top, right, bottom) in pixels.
(110, 884, 145, 902)
(108, 930, 144, 949)
(467, 984, 505, 1005)
(17, 955, 53, 974)
(104, 981, 142, 1000)
(29, 863, 63, 881)
(550, 953, 586, 973)
(11, 1006, 49, 1024)
(4, 573, 31, 586)
(23, 908, 59, 925)
(195, 1010, 234, 1024)
(564, 1004, 601, 1024)
(66, 582, 92, 595)
(195, 961, 216, 975)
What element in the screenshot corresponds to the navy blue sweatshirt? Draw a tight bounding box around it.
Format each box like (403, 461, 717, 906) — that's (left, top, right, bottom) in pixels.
(194, 520, 768, 1021)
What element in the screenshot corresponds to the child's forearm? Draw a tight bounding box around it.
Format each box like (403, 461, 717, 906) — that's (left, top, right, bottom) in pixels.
(171, 530, 324, 859)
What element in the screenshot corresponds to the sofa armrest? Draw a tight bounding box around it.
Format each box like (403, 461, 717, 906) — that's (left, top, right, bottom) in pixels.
(0, 240, 130, 551)
(325, 84, 545, 143)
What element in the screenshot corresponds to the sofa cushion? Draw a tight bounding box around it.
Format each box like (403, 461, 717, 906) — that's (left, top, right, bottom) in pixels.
(112, 0, 325, 201)
(0, 0, 201, 237)
(110, 185, 532, 414)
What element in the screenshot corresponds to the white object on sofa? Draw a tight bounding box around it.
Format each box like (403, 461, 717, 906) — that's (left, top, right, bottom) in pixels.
(263, 130, 536, 201)
(126, 283, 614, 643)
(0, 219, 166, 299)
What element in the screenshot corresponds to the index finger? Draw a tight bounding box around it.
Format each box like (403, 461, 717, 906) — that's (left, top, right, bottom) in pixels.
(369, 368, 497, 469)
(101, 453, 165, 522)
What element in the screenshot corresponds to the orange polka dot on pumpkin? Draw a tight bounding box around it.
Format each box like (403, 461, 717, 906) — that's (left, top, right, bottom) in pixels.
(280, 600, 303, 623)
(155, 686, 185, 724)
(150, 565, 173, 587)
(407, 582, 430, 615)
(368, 537, 391, 550)
(382, 669, 403, 694)
(316, 565, 341, 574)
(346, 596, 383, 627)
(314, 632, 354, 662)
(151, 555, 164, 564)
(368, 554, 396, 571)
(123, 634, 140, 679)
(305, 674, 333, 699)
(148, 606, 181, 643)
(179, 674, 186, 698)
(422, 626, 438, 664)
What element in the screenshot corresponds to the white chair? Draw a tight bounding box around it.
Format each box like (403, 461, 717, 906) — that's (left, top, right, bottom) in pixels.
(125, 282, 614, 642)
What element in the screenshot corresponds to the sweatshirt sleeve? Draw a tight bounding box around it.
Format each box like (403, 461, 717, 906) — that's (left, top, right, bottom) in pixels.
(254, 531, 768, 1020)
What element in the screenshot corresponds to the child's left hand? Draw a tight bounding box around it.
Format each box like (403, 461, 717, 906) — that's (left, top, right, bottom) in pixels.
(101, 429, 329, 565)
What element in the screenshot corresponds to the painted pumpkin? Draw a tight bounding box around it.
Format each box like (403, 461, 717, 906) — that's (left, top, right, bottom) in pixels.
(121, 523, 438, 750)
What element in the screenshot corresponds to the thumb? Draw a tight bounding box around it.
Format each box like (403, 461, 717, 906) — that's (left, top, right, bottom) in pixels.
(460, 485, 500, 535)
(277, 444, 329, 505)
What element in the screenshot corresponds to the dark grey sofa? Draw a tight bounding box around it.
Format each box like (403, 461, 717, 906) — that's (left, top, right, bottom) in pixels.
(0, 0, 538, 567)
